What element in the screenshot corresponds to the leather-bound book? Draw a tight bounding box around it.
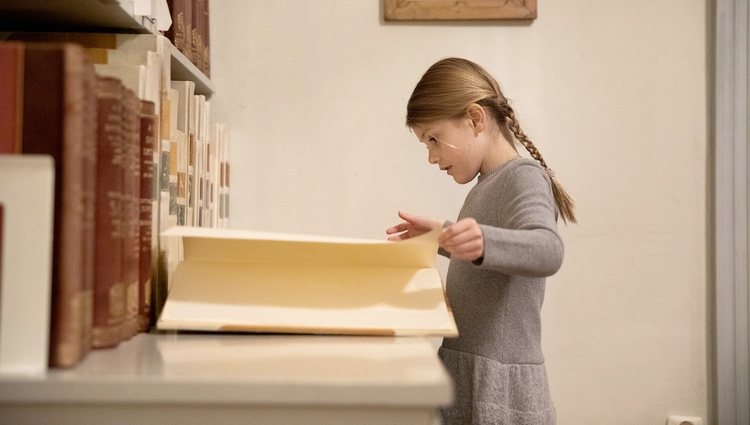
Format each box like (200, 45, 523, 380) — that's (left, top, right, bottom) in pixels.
(138, 100, 157, 332)
(166, 0, 193, 61)
(20, 43, 97, 368)
(191, 0, 205, 72)
(92, 76, 126, 348)
(0, 42, 24, 153)
(202, 0, 210, 77)
(121, 88, 141, 340)
(0, 204, 3, 296)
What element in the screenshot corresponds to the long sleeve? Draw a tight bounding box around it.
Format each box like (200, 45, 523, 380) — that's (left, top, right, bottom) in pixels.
(473, 163, 563, 277)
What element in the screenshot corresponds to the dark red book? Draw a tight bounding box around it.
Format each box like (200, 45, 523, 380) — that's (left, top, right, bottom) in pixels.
(191, 0, 205, 71)
(166, 0, 192, 61)
(92, 76, 126, 348)
(121, 88, 141, 340)
(138, 100, 156, 332)
(0, 204, 4, 308)
(19, 43, 97, 368)
(202, 0, 210, 77)
(0, 42, 24, 153)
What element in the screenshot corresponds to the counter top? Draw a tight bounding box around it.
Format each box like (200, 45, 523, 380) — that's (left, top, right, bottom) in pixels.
(0, 332, 452, 408)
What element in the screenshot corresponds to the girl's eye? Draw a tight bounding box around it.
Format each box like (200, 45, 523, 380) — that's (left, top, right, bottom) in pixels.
(428, 137, 438, 144)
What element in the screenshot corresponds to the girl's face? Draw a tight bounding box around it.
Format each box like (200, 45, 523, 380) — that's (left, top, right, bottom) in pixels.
(413, 118, 484, 184)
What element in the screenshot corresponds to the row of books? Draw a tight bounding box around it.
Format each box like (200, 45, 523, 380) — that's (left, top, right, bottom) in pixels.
(160, 79, 231, 304)
(165, 0, 210, 77)
(0, 35, 228, 368)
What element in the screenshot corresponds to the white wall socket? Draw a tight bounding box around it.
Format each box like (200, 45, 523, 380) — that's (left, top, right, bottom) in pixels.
(667, 416, 704, 425)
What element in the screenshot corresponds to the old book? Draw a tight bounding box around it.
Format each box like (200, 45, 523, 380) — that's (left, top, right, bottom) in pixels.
(92, 76, 126, 349)
(94, 63, 147, 100)
(156, 227, 458, 336)
(220, 124, 230, 228)
(86, 47, 162, 109)
(167, 88, 182, 224)
(18, 43, 97, 367)
(202, 0, 210, 77)
(170, 80, 195, 225)
(85, 40, 165, 333)
(189, 94, 206, 226)
(0, 42, 24, 154)
(166, 0, 192, 61)
(4, 32, 118, 49)
(138, 100, 157, 332)
(191, 0, 205, 74)
(208, 122, 227, 228)
(121, 88, 141, 340)
(6, 32, 171, 104)
(193, 95, 206, 226)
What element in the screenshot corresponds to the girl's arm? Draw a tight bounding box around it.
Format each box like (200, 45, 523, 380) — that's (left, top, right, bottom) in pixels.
(474, 163, 564, 277)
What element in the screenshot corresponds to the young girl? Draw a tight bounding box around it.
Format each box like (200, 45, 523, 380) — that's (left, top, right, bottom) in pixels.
(386, 58, 575, 425)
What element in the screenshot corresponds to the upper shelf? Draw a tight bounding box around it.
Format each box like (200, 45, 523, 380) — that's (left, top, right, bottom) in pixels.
(0, 0, 214, 97)
(0, 0, 157, 34)
(161, 35, 216, 97)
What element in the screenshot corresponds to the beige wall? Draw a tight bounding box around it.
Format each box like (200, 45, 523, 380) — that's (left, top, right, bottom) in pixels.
(210, 1, 709, 423)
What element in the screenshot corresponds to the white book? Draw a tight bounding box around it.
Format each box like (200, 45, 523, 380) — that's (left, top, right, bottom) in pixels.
(171, 81, 195, 225)
(156, 227, 458, 337)
(0, 155, 55, 375)
(94, 63, 147, 100)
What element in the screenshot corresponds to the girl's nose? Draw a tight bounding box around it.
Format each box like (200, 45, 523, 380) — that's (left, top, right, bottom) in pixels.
(427, 149, 439, 165)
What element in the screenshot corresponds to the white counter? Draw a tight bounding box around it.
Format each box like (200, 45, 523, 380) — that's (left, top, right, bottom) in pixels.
(0, 333, 452, 424)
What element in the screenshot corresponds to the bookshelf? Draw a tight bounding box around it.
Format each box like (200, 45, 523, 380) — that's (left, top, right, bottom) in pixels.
(0, 0, 225, 366)
(0, 333, 451, 424)
(163, 35, 215, 97)
(0, 2, 451, 422)
(0, 0, 159, 34)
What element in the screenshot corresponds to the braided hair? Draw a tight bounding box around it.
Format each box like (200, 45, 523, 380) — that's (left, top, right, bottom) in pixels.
(406, 58, 576, 223)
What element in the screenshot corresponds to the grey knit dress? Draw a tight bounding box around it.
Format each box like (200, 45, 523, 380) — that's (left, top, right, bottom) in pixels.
(439, 157, 563, 425)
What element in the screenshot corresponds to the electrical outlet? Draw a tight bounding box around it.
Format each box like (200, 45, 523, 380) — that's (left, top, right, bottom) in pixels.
(667, 415, 704, 425)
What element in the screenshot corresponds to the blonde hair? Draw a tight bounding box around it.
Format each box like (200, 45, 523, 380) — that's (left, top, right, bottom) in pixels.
(406, 58, 576, 224)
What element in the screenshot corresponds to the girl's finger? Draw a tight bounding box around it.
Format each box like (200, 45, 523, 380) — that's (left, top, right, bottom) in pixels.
(398, 210, 415, 222)
(385, 222, 407, 234)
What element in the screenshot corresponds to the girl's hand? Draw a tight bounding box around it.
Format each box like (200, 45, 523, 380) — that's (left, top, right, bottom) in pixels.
(386, 211, 443, 241)
(439, 218, 484, 261)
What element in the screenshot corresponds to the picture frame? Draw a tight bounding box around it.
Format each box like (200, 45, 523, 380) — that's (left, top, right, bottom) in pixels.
(383, 0, 537, 21)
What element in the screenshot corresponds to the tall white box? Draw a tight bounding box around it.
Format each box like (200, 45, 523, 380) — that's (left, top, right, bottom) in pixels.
(0, 155, 55, 374)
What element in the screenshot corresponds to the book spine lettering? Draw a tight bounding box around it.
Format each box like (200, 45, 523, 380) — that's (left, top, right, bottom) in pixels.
(22, 44, 95, 368)
(92, 76, 125, 348)
(138, 100, 156, 332)
(121, 88, 141, 340)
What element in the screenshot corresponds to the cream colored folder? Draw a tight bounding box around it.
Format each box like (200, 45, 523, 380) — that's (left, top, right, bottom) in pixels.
(157, 227, 457, 336)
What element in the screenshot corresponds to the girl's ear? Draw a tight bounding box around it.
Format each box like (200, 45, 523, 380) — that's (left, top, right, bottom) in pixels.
(467, 104, 485, 135)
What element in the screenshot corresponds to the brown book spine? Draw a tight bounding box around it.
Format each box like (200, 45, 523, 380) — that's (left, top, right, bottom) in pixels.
(81, 46, 97, 355)
(203, 0, 210, 77)
(21, 43, 96, 368)
(167, 0, 193, 61)
(138, 100, 156, 332)
(92, 76, 126, 348)
(0, 42, 24, 153)
(192, 0, 204, 73)
(121, 88, 141, 340)
(5, 33, 118, 49)
(0, 204, 4, 303)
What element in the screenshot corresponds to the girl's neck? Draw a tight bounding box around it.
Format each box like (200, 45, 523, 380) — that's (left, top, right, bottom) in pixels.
(480, 133, 520, 175)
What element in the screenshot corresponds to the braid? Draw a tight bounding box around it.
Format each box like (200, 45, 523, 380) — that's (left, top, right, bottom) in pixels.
(405, 57, 577, 223)
(500, 101, 577, 224)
